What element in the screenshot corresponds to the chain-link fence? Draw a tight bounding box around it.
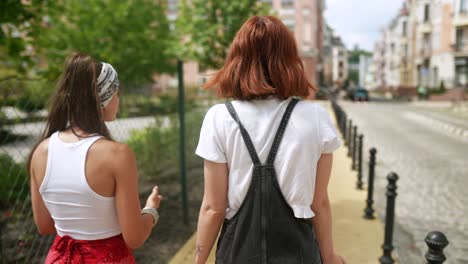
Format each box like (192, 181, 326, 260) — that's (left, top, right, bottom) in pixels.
(0, 78, 216, 263)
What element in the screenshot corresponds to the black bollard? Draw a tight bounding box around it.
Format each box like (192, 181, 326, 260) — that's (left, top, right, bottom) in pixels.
(425, 231, 449, 264)
(340, 113, 345, 136)
(351, 126, 357, 170)
(357, 134, 364, 189)
(343, 113, 347, 139)
(379, 172, 399, 264)
(364, 148, 377, 219)
(346, 120, 352, 150)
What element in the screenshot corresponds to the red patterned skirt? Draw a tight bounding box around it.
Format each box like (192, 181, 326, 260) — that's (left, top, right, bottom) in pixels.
(45, 234, 136, 264)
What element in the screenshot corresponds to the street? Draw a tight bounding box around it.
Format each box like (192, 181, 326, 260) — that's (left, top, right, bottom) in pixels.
(341, 101, 468, 264)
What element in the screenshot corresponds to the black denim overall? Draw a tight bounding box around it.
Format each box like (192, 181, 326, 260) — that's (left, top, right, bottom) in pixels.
(216, 98, 322, 264)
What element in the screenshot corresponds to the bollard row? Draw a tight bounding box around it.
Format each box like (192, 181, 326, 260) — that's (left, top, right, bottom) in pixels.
(330, 100, 450, 264)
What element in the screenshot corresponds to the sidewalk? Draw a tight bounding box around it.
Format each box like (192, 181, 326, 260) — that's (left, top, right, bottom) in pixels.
(169, 106, 386, 264)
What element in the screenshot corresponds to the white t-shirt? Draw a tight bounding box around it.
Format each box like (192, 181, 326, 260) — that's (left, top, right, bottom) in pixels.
(195, 97, 340, 219)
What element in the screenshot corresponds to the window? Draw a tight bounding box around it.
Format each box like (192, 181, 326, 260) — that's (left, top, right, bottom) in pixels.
(432, 67, 439, 87)
(282, 0, 294, 9)
(461, 0, 468, 13)
(402, 21, 407, 36)
(423, 33, 431, 50)
(424, 4, 430, 22)
(456, 28, 464, 51)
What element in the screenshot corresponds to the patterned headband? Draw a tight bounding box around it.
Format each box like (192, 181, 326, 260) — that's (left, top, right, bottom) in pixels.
(97, 62, 119, 107)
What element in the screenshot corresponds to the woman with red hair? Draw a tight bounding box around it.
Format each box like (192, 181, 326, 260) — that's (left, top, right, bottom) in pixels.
(194, 16, 346, 264)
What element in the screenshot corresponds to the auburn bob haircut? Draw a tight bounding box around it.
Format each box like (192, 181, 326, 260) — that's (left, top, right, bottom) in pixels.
(204, 16, 315, 100)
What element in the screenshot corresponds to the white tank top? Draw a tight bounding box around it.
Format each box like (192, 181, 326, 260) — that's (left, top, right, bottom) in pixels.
(39, 132, 121, 240)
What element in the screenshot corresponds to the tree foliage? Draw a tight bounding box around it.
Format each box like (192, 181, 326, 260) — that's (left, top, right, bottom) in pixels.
(0, 0, 46, 72)
(36, 0, 174, 86)
(173, 0, 271, 69)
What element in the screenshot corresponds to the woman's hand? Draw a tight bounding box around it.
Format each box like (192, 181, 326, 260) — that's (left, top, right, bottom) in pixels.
(323, 254, 346, 264)
(145, 186, 162, 209)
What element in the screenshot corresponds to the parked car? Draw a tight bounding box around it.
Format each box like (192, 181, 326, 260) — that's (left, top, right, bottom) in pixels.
(346, 87, 369, 101)
(353, 88, 369, 101)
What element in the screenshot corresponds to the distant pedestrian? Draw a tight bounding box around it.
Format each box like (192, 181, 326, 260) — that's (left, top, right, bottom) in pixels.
(195, 16, 346, 264)
(28, 53, 162, 263)
(418, 85, 427, 100)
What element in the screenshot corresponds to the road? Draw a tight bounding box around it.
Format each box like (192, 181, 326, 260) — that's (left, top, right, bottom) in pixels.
(341, 101, 468, 264)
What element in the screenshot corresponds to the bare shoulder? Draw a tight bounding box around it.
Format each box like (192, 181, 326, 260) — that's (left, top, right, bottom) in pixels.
(91, 139, 136, 170)
(31, 138, 50, 164)
(30, 138, 51, 184)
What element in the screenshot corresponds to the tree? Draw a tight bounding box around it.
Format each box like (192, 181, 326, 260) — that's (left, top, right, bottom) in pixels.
(36, 0, 174, 87)
(173, 0, 271, 69)
(0, 0, 49, 73)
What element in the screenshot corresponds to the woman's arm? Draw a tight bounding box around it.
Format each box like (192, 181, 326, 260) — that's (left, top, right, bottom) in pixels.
(113, 143, 162, 249)
(195, 160, 228, 264)
(31, 172, 56, 235)
(30, 141, 56, 235)
(311, 154, 345, 264)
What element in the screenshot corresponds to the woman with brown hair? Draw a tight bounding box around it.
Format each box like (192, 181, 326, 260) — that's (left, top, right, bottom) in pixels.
(29, 53, 162, 263)
(195, 16, 346, 264)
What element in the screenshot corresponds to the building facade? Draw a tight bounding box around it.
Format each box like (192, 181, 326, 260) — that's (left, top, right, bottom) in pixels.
(453, 0, 468, 88)
(270, 0, 326, 90)
(371, 0, 468, 92)
(331, 36, 348, 84)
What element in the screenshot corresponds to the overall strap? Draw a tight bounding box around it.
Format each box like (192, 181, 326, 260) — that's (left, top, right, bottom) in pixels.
(266, 98, 299, 165)
(225, 101, 262, 166)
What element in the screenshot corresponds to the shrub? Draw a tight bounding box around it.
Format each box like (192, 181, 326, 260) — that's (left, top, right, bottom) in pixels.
(16, 79, 53, 113)
(127, 110, 204, 180)
(0, 154, 28, 210)
(120, 93, 198, 118)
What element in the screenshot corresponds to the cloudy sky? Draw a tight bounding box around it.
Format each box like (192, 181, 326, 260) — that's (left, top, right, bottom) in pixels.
(325, 0, 405, 52)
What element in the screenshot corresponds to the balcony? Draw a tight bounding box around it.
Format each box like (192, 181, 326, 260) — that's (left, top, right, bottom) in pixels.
(279, 8, 295, 16)
(419, 45, 432, 58)
(454, 10, 468, 27)
(453, 40, 468, 56)
(418, 22, 432, 34)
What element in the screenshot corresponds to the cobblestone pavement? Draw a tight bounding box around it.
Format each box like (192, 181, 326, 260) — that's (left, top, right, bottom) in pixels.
(341, 101, 468, 264)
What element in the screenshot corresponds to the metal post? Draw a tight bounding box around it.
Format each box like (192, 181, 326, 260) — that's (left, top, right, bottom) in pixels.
(339, 113, 344, 136)
(351, 126, 357, 170)
(342, 113, 347, 139)
(364, 148, 377, 219)
(425, 231, 449, 264)
(345, 119, 353, 146)
(379, 172, 399, 264)
(357, 134, 364, 189)
(347, 120, 353, 155)
(0, 216, 4, 259)
(341, 113, 347, 138)
(177, 59, 189, 225)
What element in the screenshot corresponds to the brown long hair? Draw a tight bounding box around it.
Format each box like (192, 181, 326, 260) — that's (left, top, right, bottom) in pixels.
(203, 16, 315, 100)
(27, 53, 112, 174)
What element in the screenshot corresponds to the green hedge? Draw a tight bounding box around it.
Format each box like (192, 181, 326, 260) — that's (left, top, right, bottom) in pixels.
(0, 154, 28, 210)
(127, 110, 204, 180)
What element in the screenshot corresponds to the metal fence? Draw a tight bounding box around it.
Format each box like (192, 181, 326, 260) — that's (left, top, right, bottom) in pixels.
(0, 80, 213, 263)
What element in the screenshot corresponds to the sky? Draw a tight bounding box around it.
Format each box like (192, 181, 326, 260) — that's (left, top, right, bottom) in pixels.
(325, 0, 406, 52)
